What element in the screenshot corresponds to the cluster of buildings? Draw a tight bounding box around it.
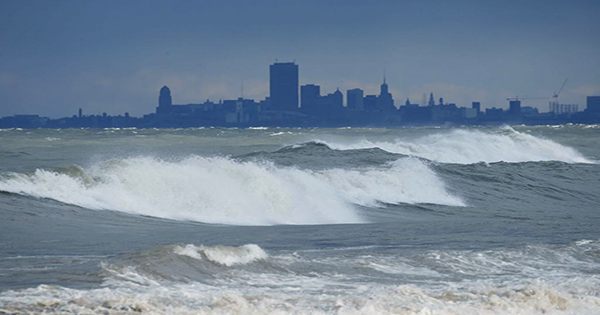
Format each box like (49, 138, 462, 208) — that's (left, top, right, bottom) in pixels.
(2, 62, 600, 128)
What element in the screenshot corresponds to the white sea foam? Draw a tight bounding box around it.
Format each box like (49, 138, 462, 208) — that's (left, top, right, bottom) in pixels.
(174, 244, 268, 266)
(1, 273, 599, 314)
(319, 127, 593, 164)
(2, 242, 600, 314)
(319, 158, 464, 207)
(0, 156, 462, 225)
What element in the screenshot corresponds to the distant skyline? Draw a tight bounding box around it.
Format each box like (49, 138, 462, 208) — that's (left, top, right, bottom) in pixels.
(1, 0, 599, 117)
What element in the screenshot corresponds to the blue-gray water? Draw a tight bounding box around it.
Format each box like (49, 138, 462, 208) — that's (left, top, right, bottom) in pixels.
(0, 125, 599, 314)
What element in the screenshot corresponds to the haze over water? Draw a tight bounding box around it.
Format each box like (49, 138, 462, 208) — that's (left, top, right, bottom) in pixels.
(1, 125, 599, 314)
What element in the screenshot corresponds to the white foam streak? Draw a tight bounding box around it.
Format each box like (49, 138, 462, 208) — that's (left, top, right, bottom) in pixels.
(0, 156, 463, 225)
(2, 277, 599, 314)
(174, 244, 268, 266)
(322, 127, 593, 164)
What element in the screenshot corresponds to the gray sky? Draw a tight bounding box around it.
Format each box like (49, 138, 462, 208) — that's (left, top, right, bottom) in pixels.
(1, 0, 599, 117)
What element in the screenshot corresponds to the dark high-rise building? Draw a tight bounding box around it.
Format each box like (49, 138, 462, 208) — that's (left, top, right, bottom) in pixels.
(509, 100, 521, 115)
(301, 84, 320, 113)
(269, 62, 299, 111)
(317, 89, 343, 116)
(472, 101, 481, 114)
(587, 96, 600, 113)
(377, 78, 395, 111)
(330, 89, 343, 109)
(364, 95, 378, 111)
(347, 88, 364, 110)
(157, 86, 172, 114)
(428, 93, 435, 106)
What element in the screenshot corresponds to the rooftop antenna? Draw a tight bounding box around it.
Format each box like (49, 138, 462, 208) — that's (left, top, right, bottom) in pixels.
(241, 81, 244, 99)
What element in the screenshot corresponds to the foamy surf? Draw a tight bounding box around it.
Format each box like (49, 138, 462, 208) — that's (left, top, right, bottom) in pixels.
(2, 241, 600, 315)
(174, 244, 268, 266)
(318, 127, 593, 164)
(0, 155, 463, 225)
(2, 280, 599, 315)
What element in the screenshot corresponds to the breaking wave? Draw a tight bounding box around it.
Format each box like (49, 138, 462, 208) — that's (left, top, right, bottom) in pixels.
(174, 244, 267, 266)
(0, 156, 463, 225)
(319, 127, 593, 164)
(2, 240, 600, 314)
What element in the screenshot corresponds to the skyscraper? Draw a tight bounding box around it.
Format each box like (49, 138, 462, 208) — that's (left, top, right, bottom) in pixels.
(347, 88, 364, 111)
(428, 93, 435, 106)
(472, 101, 481, 114)
(509, 100, 521, 115)
(377, 77, 395, 111)
(269, 62, 299, 111)
(300, 84, 320, 113)
(156, 86, 172, 114)
(587, 96, 600, 113)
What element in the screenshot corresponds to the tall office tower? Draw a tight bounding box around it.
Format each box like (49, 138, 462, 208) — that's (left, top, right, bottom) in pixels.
(301, 84, 321, 112)
(472, 101, 481, 114)
(587, 96, 600, 113)
(347, 88, 364, 110)
(269, 62, 299, 111)
(331, 89, 343, 108)
(509, 100, 522, 115)
(156, 86, 172, 114)
(377, 78, 395, 111)
(428, 93, 435, 106)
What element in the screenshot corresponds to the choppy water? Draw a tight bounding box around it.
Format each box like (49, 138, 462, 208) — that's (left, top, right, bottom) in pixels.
(0, 125, 599, 314)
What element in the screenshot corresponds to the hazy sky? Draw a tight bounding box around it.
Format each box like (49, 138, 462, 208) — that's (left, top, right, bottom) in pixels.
(1, 0, 599, 117)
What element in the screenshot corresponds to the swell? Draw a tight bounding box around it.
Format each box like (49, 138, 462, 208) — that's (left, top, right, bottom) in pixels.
(316, 126, 594, 164)
(236, 141, 403, 169)
(429, 160, 600, 220)
(0, 155, 464, 226)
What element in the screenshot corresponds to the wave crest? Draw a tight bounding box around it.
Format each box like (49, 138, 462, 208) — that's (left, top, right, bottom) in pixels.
(320, 127, 593, 164)
(174, 244, 268, 266)
(0, 156, 463, 225)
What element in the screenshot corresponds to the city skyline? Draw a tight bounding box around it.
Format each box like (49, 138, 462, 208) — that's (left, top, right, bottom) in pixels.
(2, 61, 599, 128)
(1, 0, 599, 117)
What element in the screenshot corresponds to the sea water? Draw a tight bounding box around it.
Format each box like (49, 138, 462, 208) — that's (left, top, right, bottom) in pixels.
(0, 125, 599, 314)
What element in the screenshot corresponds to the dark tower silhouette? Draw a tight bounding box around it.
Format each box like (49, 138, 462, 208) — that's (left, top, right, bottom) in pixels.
(78, 108, 82, 118)
(587, 96, 600, 113)
(300, 84, 320, 113)
(157, 86, 172, 114)
(428, 93, 435, 106)
(332, 89, 343, 108)
(381, 76, 389, 95)
(347, 88, 364, 110)
(509, 100, 521, 115)
(377, 76, 395, 111)
(472, 101, 481, 114)
(269, 62, 299, 111)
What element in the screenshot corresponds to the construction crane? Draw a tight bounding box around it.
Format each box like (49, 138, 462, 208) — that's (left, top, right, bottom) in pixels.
(549, 78, 568, 114)
(552, 78, 568, 102)
(506, 96, 547, 102)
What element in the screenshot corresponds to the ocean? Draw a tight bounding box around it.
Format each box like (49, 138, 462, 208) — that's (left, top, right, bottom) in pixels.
(0, 125, 599, 314)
